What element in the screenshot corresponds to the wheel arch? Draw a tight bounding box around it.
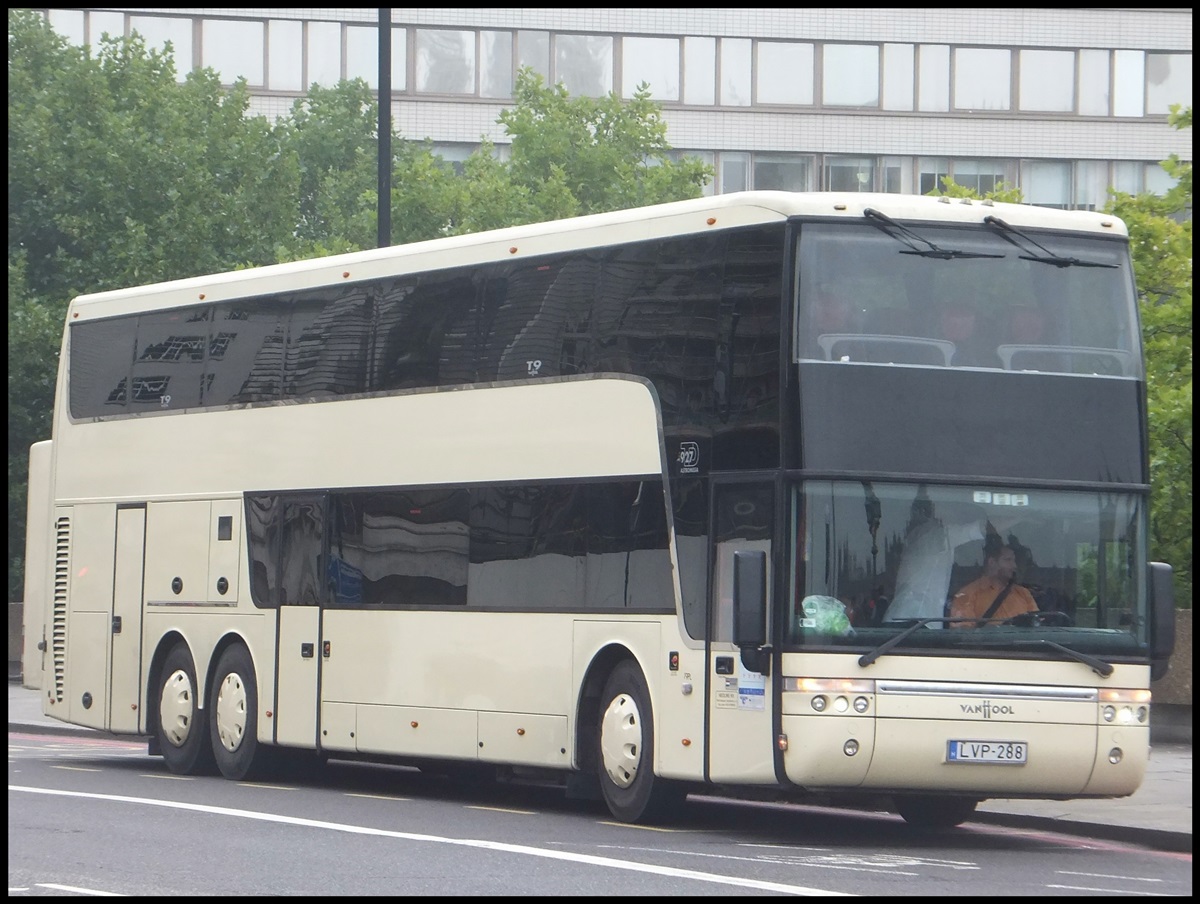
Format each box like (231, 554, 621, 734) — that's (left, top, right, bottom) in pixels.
(574, 643, 649, 771)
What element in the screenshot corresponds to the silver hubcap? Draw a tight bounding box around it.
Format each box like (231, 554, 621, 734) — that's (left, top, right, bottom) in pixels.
(214, 671, 249, 754)
(159, 669, 196, 748)
(600, 691, 643, 789)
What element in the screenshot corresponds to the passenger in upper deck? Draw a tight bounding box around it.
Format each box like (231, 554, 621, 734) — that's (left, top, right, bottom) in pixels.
(938, 300, 996, 367)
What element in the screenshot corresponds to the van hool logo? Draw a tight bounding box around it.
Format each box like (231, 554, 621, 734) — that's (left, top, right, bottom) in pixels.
(960, 700, 1015, 718)
(678, 441, 700, 473)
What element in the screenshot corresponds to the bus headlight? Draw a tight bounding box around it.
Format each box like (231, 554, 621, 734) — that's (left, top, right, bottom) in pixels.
(811, 695, 828, 712)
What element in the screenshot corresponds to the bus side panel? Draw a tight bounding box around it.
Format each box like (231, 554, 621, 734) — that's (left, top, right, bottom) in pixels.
(22, 439, 52, 691)
(60, 503, 117, 730)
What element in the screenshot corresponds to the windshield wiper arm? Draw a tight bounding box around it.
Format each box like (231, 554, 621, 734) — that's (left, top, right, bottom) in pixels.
(858, 617, 962, 667)
(983, 215, 1117, 269)
(1003, 639, 1114, 677)
(864, 208, 1003, 260)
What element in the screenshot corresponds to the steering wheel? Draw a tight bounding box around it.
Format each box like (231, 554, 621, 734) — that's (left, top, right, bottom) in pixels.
(1005, 610, 1073, 627)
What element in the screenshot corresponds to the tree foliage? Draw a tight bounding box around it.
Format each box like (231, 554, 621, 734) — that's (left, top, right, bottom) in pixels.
(1106, 105, 1192, 606)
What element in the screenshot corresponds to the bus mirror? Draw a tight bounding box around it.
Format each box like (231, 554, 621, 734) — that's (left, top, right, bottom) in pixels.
(733, 550, 771, 674)
(1148, 561, 1175, 682)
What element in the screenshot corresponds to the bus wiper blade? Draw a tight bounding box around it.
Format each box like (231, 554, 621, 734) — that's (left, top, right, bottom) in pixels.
(858, 617, 960, 667)
(983, 215, 1117, 269)
(864, 207, 1003, 260)
(983, 639, 1114, 678)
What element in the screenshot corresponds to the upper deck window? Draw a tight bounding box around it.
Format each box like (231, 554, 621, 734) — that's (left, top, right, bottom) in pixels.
(796, 219, 1141, 378)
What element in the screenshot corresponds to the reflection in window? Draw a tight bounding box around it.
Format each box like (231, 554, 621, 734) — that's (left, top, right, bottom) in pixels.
(1146, 53, 1192, 114)
(1019, 50, 1074, 113)
(757, 41, 813, 105)
(823, 44, 879, 106)
(623, 36, 679, 101)
(882, 43, 914, 111)
(555, 34, 612, 97)
(720, 38, 752, 106)
(416, 28, 475, 94)
(683, 36, 716, 105)
(954, 48, 1010, 110)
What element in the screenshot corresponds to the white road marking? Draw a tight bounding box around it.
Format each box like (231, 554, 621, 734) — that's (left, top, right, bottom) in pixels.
(10, 785, 852, 896)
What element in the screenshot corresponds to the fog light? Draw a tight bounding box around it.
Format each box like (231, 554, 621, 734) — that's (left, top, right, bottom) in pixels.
(843, 739, 859, 756)
(834, 696, 850, 713)
(811, 695, 828, 712)
(1108, 747, 1123, 764)
(853, 696, 869, 713)
(1136, 706, 1148, 723)
(1102, 705, 1116, 722)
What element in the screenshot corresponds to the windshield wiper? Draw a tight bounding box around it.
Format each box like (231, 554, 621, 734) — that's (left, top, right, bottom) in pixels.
(983, 639, 1115, 678)
(858, 617, 961, 667)
(983, 215, 1117, 269)
(864, 208, 1003, 260)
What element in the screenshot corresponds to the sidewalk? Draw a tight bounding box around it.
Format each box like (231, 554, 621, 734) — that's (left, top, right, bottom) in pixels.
(8, 681, 1190, 852)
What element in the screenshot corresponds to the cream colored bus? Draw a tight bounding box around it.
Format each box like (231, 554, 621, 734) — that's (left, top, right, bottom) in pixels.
(31, 191, 1175, 826)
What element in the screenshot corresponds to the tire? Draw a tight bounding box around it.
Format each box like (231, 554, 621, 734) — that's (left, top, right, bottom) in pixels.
(155, 642, 217, 776)
(210, 644, 270, 781)
(895, 794, 978, 829)
(596, 660, 684, 823)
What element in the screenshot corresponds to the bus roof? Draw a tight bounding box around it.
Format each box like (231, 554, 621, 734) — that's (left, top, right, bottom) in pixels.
(67, 191, 1129, 320)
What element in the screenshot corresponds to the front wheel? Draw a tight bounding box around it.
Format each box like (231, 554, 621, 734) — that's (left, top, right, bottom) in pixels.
(210, 644, 271, 781)
(155, 643, 217, 776)
(895, 794, 978, 829)
(596, 660, 684, 823)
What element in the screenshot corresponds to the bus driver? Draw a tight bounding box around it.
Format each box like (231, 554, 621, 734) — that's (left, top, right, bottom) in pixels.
(948, 542, 1039, 628)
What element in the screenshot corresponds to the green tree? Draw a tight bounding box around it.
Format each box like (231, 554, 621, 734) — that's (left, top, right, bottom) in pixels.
(1106, 105, 1192, 606)
(7, 9, 300, 599)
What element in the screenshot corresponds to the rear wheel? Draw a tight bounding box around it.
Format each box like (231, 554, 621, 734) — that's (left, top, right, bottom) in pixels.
(895, 794, 978, 829)
(210, 644, 271, 781)
(155, 643, 216, 776)
(596, 660, 684, 823)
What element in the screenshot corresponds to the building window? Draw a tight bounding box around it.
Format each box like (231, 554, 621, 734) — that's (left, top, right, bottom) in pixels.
(481, 31, 513, 98)
(345, 25, 407, 90)
(517, 30, 549, 82)
(268, 19, 304, 91)
(1113, 50, 1146, 117)
(918, 157, 950, 195)
(306, 20, 341, 89)
(554, 33, 612, 97)
(825, 156, 876, 192)
(130, 15, 193, 79)
(203, 19, 265, 88)
(415, 28, 475, 94)
(1145, 53, 1192, 115)
(1023, 160, 1072, 208)
(918, 44, 950, 112)
(1078, 49, 1111, 116)
(954, 47, 1011, 111)
(823, 44, 879, 107)
(720, 38, 752, 106)
(754, 155, 813, 191)
(1019, 49, 1074, 113)
(882, 43, 914, 111)
(683, 36, 716, 105)
(757, 41, 813, 105)
(623, 36, 679, 101)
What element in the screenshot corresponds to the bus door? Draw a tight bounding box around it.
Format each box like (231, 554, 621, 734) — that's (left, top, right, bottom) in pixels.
(706, 481, 777, 783)
(109, 505, 146, 733)
(272, 495, 323, 748)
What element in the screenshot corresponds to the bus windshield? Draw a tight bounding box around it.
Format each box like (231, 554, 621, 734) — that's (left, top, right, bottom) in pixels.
(796, 221, 1141, 377)
(789, 481, 1148, 658)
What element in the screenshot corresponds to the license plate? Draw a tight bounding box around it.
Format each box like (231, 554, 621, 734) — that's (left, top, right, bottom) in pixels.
(947, 740, 1028, 764)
